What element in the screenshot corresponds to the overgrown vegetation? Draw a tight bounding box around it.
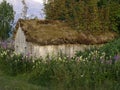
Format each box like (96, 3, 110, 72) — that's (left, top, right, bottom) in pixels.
(0, 0, 119, 89)
(0, 38, 120, 89)
(44, 0, 120, 33)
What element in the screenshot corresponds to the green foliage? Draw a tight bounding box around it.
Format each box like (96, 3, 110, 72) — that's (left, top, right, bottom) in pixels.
(0, 0, 14, 40)
(44, 0, 120, 33)
(0, 48, 33, 76)
(29, 56, 120, 89)
(109, 2, 120, 33)
(76, 38, 120, 59)
(99, 38, 120, 57)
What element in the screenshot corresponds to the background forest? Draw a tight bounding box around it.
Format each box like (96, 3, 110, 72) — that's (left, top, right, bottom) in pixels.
(45, 0, 120, 33)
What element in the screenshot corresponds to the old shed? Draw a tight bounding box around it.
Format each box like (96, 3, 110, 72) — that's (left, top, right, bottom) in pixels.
(14, 19, 117, 58)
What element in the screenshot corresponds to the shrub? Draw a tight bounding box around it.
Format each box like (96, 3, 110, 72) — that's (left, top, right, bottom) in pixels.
(0, 47, 34, 76)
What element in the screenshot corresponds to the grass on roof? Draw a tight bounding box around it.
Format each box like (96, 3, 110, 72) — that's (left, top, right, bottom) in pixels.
(14, 19, 118, 45)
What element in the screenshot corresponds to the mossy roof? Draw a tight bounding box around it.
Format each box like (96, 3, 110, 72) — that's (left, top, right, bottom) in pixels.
(14, 19, 118, 45)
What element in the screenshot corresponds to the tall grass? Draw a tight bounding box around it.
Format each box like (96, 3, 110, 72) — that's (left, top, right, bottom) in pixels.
(29, 54, 120, 89)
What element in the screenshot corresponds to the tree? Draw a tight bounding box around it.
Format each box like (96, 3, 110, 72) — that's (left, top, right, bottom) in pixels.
(44, 0, 120, 33)
(85, 0, 101, 31)
(0, 0, 14, 40)
(44, 0, 101, 31)
(44, 0, 85, 30)
(109, 1, 120, 33)
(98, 0, 120, 33)
(21, 0, 28, 19)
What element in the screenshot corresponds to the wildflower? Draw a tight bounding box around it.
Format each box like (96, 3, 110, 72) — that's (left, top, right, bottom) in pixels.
(10, 53, 14, 58)
(76, 56, 83, 62)
(1, 41, 7, 49)
(79, 56, 83, 60)
(102, 52, 106, 56)
(32, 59, 35, 63)
(81, 74, 84, 77)
(2, 51, 7, 55)
(13, 52, 19, 56)
(114, 54, 120, 62)
(100, 56, 104, 60)
(58, 57, 62, 61)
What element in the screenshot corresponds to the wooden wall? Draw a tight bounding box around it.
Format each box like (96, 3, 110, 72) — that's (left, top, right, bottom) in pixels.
(27, 43, 95, 58)
(15, 27, 27, 54)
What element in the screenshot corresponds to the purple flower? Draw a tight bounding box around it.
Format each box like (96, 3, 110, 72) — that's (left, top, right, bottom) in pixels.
(0, 40, 14, 50)
(26, 52, 31, 57)
(1, 41, 7, 49)
(25, 52, 33, 61)
(114, 54, 120, 62)
(7, 40, 14, 49)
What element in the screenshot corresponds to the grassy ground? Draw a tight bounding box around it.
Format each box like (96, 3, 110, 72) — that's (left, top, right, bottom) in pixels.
(0, 70, 48, 90)
(0, 69, 120, 90)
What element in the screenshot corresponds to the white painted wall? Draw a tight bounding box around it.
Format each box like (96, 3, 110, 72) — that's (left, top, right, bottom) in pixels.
(15, 27, 27, 54)
(28, 43, 94, 58)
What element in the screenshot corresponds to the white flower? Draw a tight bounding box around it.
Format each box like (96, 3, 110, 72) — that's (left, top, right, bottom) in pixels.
(79, 56, 83, 60)
(81, 74, 84, 77)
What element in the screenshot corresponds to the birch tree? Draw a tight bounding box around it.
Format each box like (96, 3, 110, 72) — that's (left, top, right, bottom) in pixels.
(21, 0, 28, 19)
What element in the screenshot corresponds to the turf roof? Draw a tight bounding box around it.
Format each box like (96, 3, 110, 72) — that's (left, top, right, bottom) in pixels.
(15, 19, 118, 45)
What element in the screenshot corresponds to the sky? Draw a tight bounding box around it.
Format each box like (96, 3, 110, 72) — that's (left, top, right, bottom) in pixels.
(33, 0, 43, 3)
(0, 0, 44, 3)
(0, 0, 45, 21)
